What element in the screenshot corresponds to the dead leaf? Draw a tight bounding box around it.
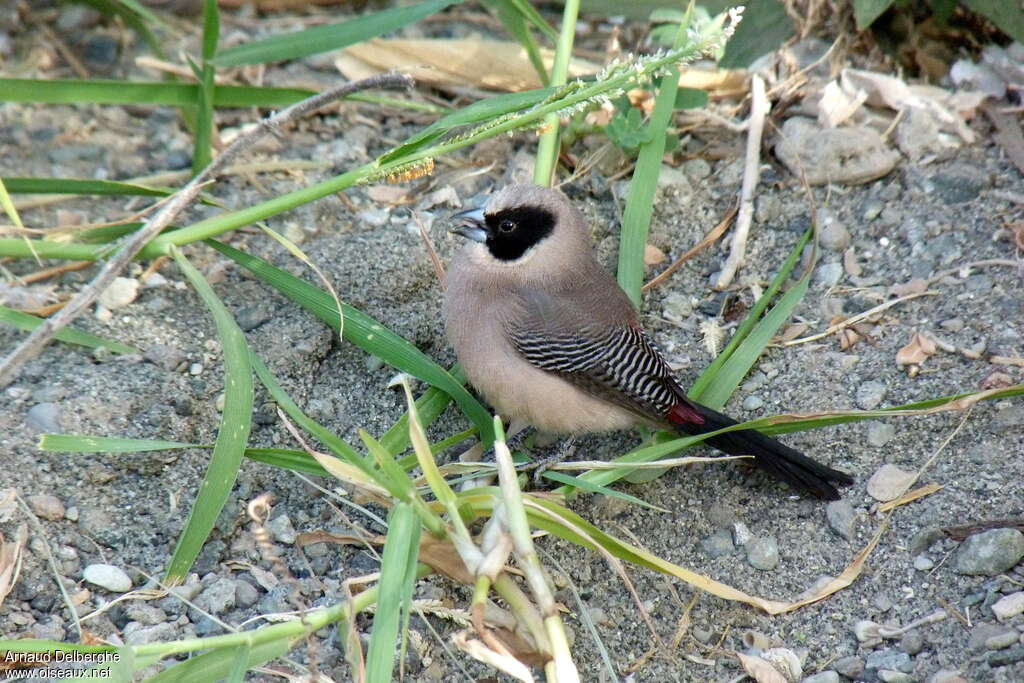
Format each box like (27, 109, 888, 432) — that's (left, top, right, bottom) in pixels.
(452, 630, 536, 682)
(878, 483, 943, 512)
(980, 369, 1016, 390)
(336, 39, 600, 92)
(780, 323, 809, 342)
(0, 524, 27, 608)
(896, 332, 937, 366)
(644, 244, 666, 266)
(736, 652, 789, 683)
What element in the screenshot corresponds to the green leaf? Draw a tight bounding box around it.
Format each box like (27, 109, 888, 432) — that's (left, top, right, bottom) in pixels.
(481, 0, 551, 84)
(213, 0, 462, 66)
(165, 248, 253, 583)
(202, 0, 220, 62)
(39, 434, 192, 452)
(1, 177, 171, 197)
(209, 240, 494, 445)
(142, 639, 290, 683)
(963, 0, 1024, 42)
(1, 306, 139, 355)
(852, 0, 896, 30)
(540, 470, 665, 511)
(0, 79, 309, 107)
(365, 502, 421, 682)
(719, 0, 795, 68)
(379, 385, 456, 457)
(674, 87, 708, 110)
(73, 0, 167, 59)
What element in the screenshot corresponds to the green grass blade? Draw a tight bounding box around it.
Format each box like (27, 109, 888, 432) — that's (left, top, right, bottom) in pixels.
(0, 79, 305, 107)
(242, 447, 329, 477)
(360, 430, 416, 500)
(365, 502, 421, 683)
(201, 0, 220, 61)
(379, 385, 457, 456)
(616, 10, 691, 305)
(192, 0, 220, 173)
(540, 471, 665, 511)
(209, 240, 494, 445)
(75, 0, 168, 59)
(482, 0, 550, 85)
(142, 640, 289, 683)
(689, 227, 813, 402)
(39, 435, 193, 452)
(1, 177, 171, 197)
(213, 0, 461, 66)
(1, 306, 139, 354)
(165, 247, 253, 583)
(250, 353, 370, 469)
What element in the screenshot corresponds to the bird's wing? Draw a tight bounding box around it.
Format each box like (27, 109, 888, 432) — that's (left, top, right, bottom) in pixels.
(507, 288, 705, 426)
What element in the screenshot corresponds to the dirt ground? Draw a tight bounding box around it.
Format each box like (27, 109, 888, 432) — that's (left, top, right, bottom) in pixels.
(2, 4, 1024, 682)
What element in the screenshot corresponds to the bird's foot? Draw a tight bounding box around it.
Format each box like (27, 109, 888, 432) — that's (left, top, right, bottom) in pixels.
(522, 436, 577, 486)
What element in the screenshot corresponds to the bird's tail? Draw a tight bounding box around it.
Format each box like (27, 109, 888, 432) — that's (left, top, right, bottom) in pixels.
(674, 402, 853, 500)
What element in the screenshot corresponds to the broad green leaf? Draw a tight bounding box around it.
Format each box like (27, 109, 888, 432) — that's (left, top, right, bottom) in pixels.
(481, 0, 550, 85)
(74, 0, 167, 59)
(165, 248, 253, 583)
(40, 435, 192, 452)
(1, 307, 139, 354)
(674, 87, 708, 110)
(852, 0, 896, 29)
(963, 0, 1024, 42)
(213, 0, 462, 66)
(719, 0, 795, 68)
(1, 177, 171, 197)
(142, 639, 290, 683)
(540, 470, 665, 511)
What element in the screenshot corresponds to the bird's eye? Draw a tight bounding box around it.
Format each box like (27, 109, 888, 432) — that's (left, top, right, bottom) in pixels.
(498, 219, 516, 233)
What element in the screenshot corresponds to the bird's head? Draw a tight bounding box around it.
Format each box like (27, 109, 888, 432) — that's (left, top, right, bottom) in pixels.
(450, 185, 590, 271)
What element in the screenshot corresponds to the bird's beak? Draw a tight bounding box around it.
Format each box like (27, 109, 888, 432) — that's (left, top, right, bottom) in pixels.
(450, 207, 488, 243)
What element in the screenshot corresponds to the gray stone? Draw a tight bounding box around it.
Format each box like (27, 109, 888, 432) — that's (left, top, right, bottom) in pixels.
(803, 672, 840, 683)
(98, 277, 139, 310)
(968, 623, 1011, 651)
(993, 405, 1024, 429)
(815, 262, 843, 288)
(83, 564, 132, 592)
(700, 529, 735, 559)
(266, 514, 297, 545)
(194, 578, 236, 616)
(867, 464, 915, 502)
(856, 381, 887, 410)
(939, 318, 965, 333)
(985, 631, 1020, 650)
(989, 646, 1024, 667)
(742, 395, 764, 411)
(909, 528, 945, 555)
(26, 402, 62, 434)
(878, 672, 913, 683)
(866, 422, 896, 447)
(49, 144, 106, 163)
(992, 591, 1024, 621)
(833, 655, 864, 679)
(235, 580, 260, 608)
(954, 528, 1024, 576)
(900, 629, 924, 655)
(818, 209, 851, 251)
(746, 536, 779, 570)
(124, 622, 179, 645)
(865, 649, 913, 673)
(912, 554, 935, 571)
(82, 34, 119, 71)
(125, 604, 167, 625)
(236, 306, 271, 332)
(825, 500, 856, 541)
(862, 198, 885, 221)
(775, 118, 900, 186)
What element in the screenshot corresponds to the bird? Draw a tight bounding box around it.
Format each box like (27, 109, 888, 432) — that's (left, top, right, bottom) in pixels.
(442, 184, 853, 500)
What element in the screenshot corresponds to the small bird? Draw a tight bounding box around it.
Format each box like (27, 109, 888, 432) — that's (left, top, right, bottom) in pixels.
(443, 184, 852, 500)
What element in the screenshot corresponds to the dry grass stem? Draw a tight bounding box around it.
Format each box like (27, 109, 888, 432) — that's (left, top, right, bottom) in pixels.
(643, 206, 737, 292)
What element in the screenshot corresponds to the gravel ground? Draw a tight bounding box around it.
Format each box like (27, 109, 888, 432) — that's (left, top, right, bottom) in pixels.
(2, 4, 1024, 682)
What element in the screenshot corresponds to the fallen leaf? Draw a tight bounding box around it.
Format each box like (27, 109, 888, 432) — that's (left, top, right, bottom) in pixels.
(337, 39, 599, 92)
(896, 332, 937, 367)
(878, 483, 943, 512)
(644, 244, 666, 266)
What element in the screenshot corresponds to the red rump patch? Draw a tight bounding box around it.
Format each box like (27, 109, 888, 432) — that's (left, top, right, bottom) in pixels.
(667, 402, 705, 426)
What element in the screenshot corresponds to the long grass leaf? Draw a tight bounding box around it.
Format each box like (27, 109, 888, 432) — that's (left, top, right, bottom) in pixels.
(165, 247, 253, 583)
(209, 240, 494, 444)
(213, 0, 462, 66)
(365, 502, 421, 682)
(482, 0, 549, 85)
(1, 306, 138, 354)
(39, 434, 193, 452)
(142, 640, 290, 683)
(1, 177, 170, 197)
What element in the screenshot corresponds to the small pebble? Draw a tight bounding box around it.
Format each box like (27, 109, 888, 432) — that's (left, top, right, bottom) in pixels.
(189, 363, 204, 376)
(874, 594, 893, 612)
(98, 277, 140, 310)
(815, 262, 843, 287)
(939, 318, 964, 332)
(803, 672, 840, 683)
(27, 494, 65, 520)
(26, 402, 62, 434)
(746, 536, 779, 570)
(866, 422, 896, 447)
(83, 564, 133, 592)
(266, 514, 297, 545)
(833, 656, 864, 679)
(825, 500, 856, 540)
(899, 629, 924, 655)
(862, 199, 885, 221)
(866, 464, 915, 502)
(913, 554, 935, 571)
(988, 646, 1024, 667)
(865, 649, 912, 673)
(732, 521, 753, 547)
(194, 578, 236, 616)
(818, 209, 851, 250)
(985, 631, 1020, 650)
(700, 529, 735, 559)
(991, 591, 1024, 621)
(235, 580, 260, 608)
(878, 671, 913, 683)
(742, 395, 764, 411)
(929, 670, 966, 683)
(954, 528, 1024, 576)
(856, 381, 887, 410)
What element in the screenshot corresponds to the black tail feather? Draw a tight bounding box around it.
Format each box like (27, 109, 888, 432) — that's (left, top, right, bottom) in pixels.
(677, 402, 853, 500)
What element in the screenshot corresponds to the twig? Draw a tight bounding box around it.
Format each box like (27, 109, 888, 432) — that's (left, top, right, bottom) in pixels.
(0, 73, 414, 388)
(781, 291, 936, 346)
(714, 75, 769, 290)
(642, 206, 736, 292)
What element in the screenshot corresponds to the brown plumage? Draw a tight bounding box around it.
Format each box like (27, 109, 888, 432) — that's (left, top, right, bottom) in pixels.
(443, 184, 852, 500)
